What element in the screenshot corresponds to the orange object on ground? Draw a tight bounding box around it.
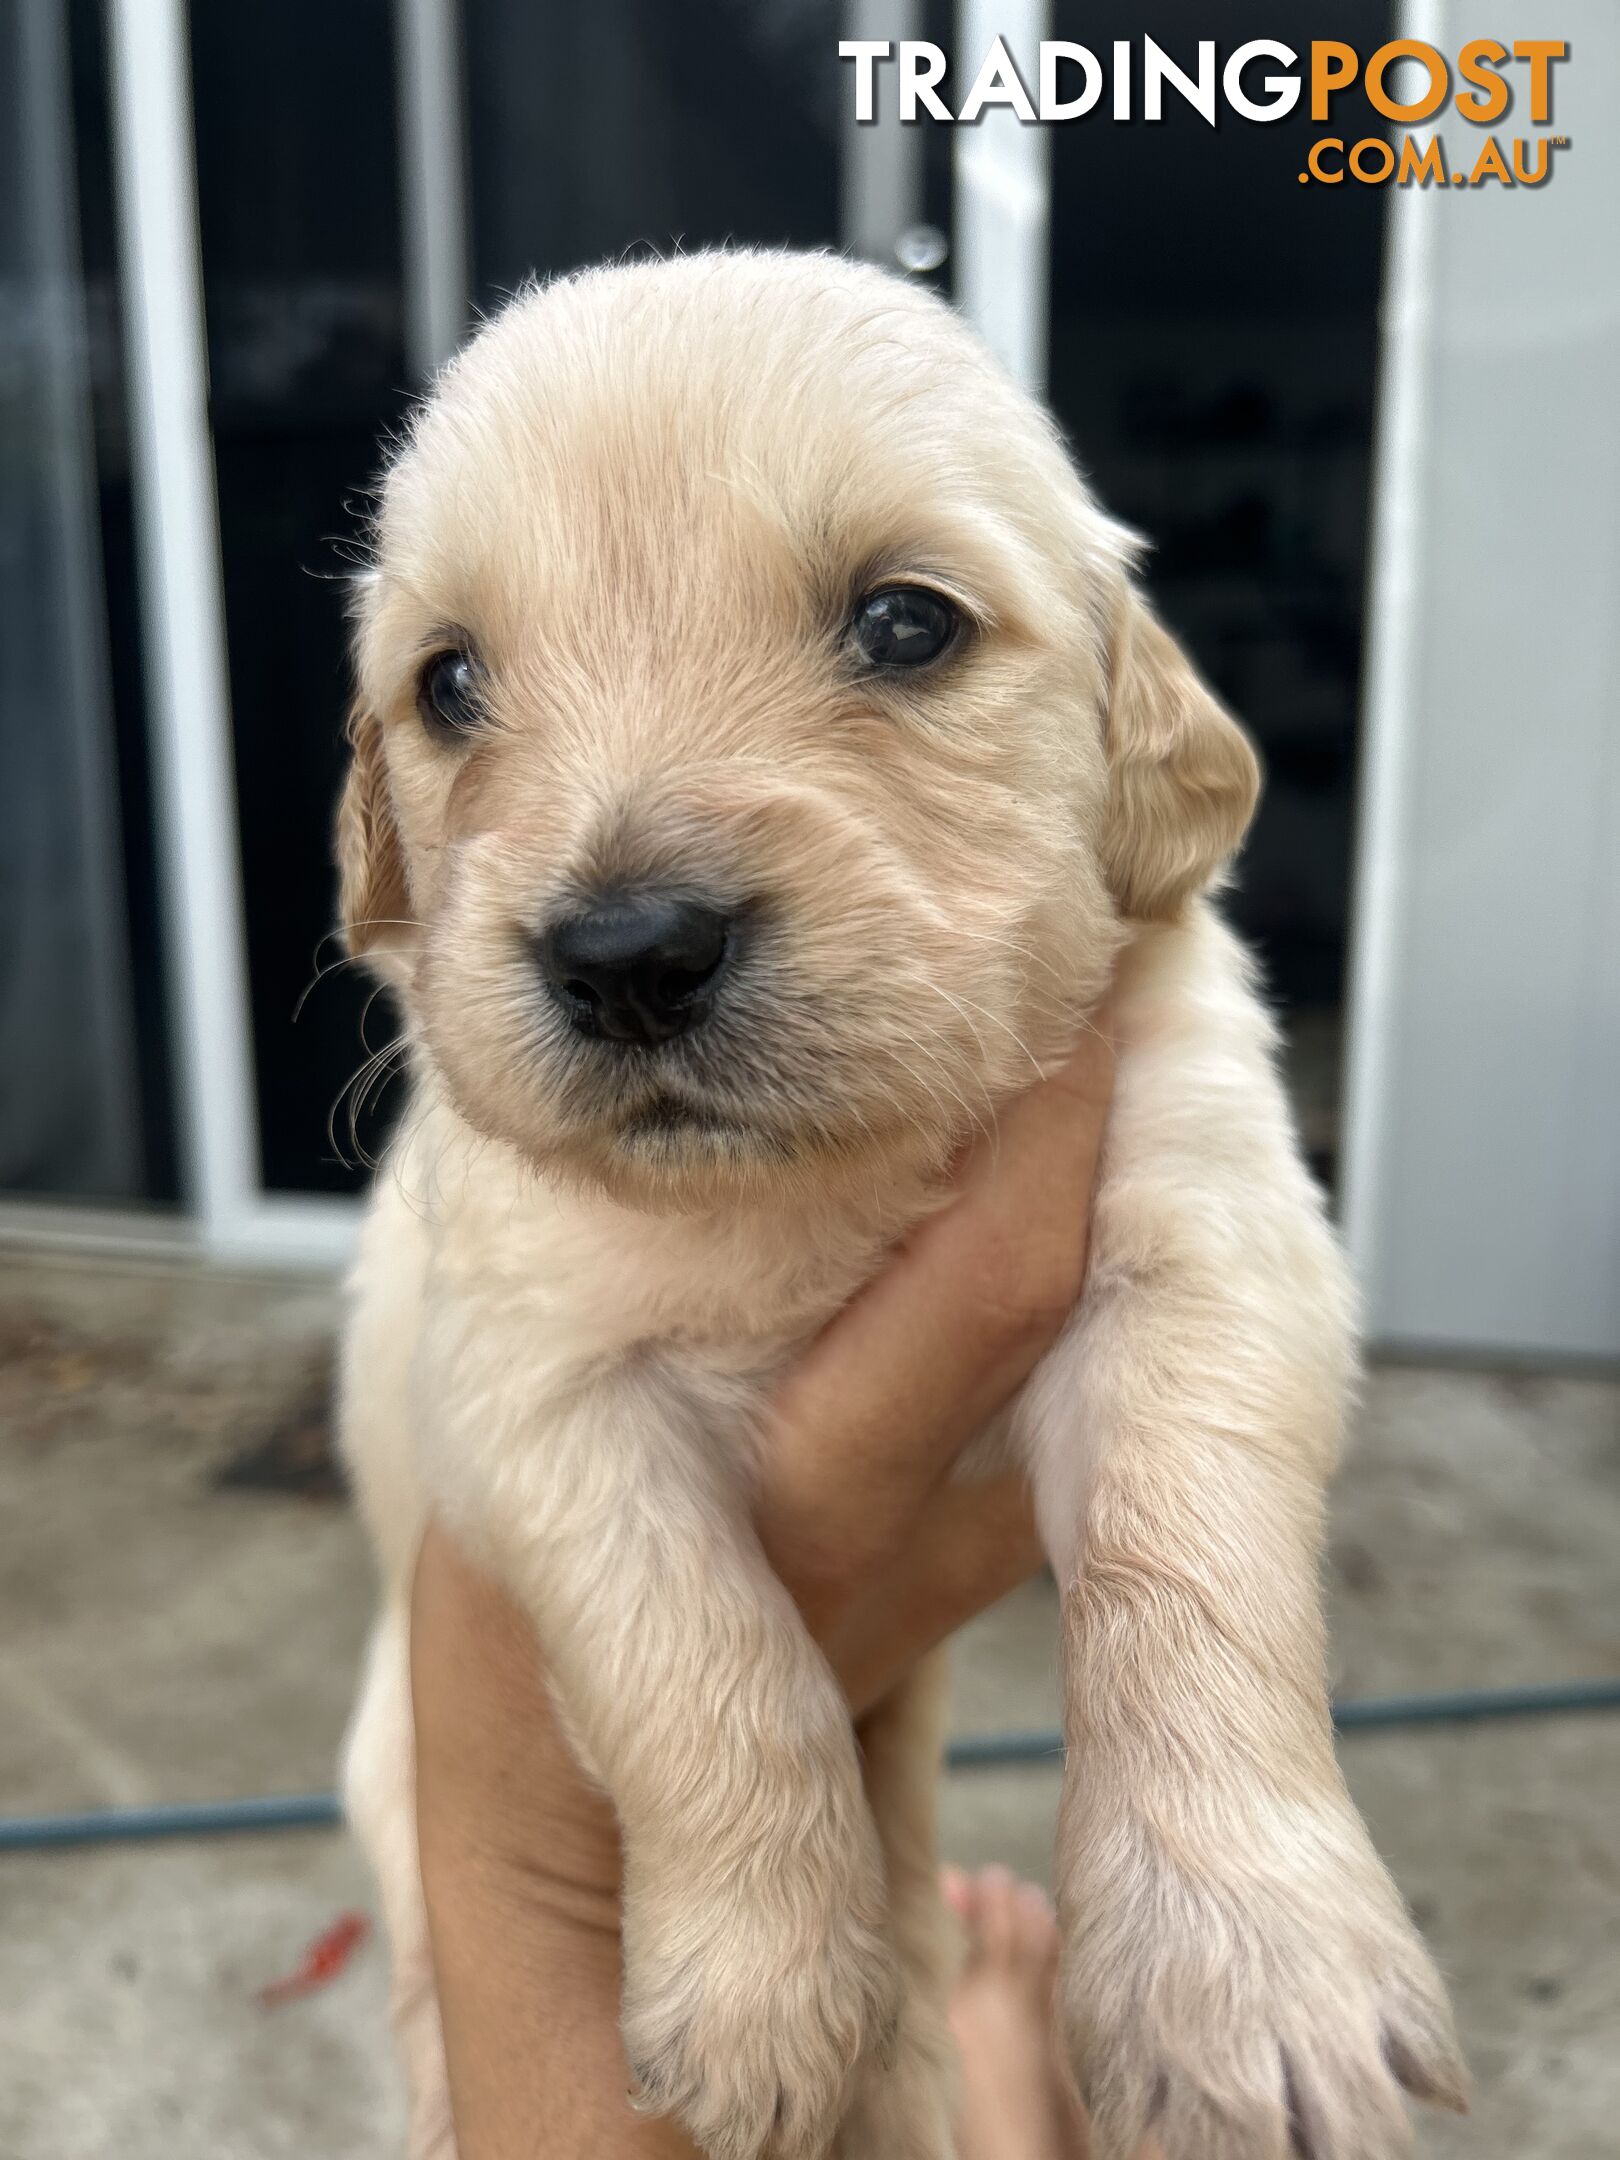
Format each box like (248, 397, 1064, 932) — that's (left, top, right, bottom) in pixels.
(258, 1909, 371, 2005)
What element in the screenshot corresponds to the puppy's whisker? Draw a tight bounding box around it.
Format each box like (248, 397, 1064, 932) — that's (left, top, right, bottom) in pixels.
(888, 1002, 1008, 1160)
(295, 917, 422, 1022)
(352, 1046, 407, 1166)
(362, 1039, 408, 1118)
(921, 980, 1047, 1085)
(329, 1033, 409, 1171)
(338, 1046, 397, 1159)
(907, 977, 1007, 1116)
(292, 950, 373, 1023)
(883, 1017, 995, 1143)
(910, 975, 991, 1067)
(357, 979, 398, 1059)
(946, 923, 1073, 996)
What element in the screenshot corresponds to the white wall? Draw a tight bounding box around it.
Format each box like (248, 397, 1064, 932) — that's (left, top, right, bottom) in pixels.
(1344, 0, 1620, 1360)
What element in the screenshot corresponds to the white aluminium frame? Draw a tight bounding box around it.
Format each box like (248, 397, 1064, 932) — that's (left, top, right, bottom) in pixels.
(105, 0, 267, 1261)
(954, 0, 1051, 392)
(396, 0, 469, 382)
(840, 0, 927, 265)
(841, 0, 1052, 388)
(1336, 0, 1441, 1307)
(61, 0, 469, 1271)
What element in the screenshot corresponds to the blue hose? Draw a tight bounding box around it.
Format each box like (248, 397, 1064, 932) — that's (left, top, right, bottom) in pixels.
(0, 1791, 342, 1851)
(944, 1676, 1620, 1767)
(3, 1678, 1617, 1851)
(1332, 1678, 1620, 1729)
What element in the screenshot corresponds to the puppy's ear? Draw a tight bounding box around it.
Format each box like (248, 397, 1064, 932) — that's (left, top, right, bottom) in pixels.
(336, 699, 411, 960)
(1098, 582, 1261, 922)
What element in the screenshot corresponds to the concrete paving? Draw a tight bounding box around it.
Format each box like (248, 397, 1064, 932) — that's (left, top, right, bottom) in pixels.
(2, 1249, 1616, 2158)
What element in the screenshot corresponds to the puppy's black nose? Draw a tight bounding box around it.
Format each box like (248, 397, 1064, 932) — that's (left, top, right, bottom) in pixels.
(537, 891, 732, 1046)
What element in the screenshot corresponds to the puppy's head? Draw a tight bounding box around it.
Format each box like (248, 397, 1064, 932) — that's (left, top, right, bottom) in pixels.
(340, 252, 1257, 1206)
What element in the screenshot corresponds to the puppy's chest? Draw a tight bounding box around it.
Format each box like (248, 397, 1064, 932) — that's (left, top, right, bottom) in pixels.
(424, 1185, 889, 1432)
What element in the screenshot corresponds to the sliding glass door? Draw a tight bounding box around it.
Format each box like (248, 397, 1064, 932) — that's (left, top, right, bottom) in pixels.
(0, 0, 170, 1204)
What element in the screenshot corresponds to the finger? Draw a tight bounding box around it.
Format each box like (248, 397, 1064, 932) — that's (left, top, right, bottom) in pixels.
(758, 1012, 1113, 1599)
(411, 1523, 542, 1773)
(821, 1473, 1046, 1712)
(411, 1525, 623, 1895)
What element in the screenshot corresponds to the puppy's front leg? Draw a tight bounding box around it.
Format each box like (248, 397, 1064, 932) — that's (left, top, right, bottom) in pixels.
(1035, 1286, 1468, 2159)
(1025, 1042, 1466, 2159)
(429, 1345, 896, 2160)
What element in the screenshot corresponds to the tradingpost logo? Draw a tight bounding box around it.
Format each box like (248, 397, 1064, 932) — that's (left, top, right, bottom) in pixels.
(840, 35, 1571, 188)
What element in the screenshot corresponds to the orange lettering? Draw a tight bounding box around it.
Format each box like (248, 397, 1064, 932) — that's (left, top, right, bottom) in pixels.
(1398, 135, 1446, 185)
(1513, 40, 1566, 125)
(1350, 137, 1396, 183)
(1469, 137, 1513, 185)
(1456, 38, 1510, 124)
(1307, 137, 1345, 183)
(1310, 41, 1358, 122)
(1365, 40, 1450, 124)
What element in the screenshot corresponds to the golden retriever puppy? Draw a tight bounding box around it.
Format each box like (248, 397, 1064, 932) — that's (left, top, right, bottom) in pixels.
(337, 249, 1465, 2160)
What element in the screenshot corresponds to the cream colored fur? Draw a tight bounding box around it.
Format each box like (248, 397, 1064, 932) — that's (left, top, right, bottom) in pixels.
(336, 250, 1465, 2160)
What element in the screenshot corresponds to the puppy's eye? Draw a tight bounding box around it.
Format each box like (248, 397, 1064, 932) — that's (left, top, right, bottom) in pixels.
(418, 646, 487, 736)
(850, 585, 960, 670)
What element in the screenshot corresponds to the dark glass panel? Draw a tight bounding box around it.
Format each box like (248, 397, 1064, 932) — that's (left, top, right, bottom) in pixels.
(463, 0, 842, 299)
(0, 0, 172, 1201)
(190, 1, 409, 1193)
(1046, 4, 1394, 1174)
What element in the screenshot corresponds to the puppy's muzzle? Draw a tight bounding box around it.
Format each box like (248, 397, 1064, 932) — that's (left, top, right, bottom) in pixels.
(536, 887, 734, 1047)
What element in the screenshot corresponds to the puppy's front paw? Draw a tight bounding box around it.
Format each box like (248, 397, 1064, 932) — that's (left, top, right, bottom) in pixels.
(623, 1856, 899, 2160)
(1060, 1790, 1468, 2160)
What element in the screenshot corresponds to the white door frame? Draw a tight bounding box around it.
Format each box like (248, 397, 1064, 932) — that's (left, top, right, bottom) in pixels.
(1340, 0, 1620, 1362)
(1338, 0, 1442, 1313)
(841, 0, 928, 267)
(69, 0, 468, 1270)
(105, 0, 268, 1262)
(953, 0, 1050, 393)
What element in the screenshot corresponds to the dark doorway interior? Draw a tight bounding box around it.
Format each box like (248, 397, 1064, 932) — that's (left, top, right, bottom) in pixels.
(463, 0, 844, 302)
(190, 0, 410, 1195)
(0, 0, 175, 1205)
(1045, 2, 1393, 1182)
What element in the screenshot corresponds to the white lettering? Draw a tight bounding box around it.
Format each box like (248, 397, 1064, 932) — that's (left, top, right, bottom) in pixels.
(837, 40, 890, 125)
(957, 36, 1037, 124)
(1223, 40, 1301, 121)
(1040, 41, 1103, 122)
(1143, 37, 1217, 124)
(899, 41, 951, 122)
